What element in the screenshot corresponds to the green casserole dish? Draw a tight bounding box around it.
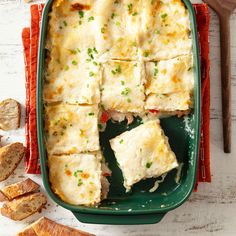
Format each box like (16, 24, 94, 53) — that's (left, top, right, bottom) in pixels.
(37, 0, 200, 225)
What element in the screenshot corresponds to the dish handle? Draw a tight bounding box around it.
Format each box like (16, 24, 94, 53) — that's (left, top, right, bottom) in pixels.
(72, 212, 166, 225)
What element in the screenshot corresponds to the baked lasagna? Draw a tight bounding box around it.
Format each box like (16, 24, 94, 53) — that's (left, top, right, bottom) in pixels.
(110, 120, 178, 191)
(44, 0, 194, 204)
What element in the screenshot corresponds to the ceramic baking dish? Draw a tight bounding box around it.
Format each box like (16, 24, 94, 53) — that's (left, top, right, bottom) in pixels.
(37, 0, 200, 225)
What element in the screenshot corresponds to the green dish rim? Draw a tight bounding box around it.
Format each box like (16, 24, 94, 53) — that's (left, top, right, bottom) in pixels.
(37, 0, 201, 216)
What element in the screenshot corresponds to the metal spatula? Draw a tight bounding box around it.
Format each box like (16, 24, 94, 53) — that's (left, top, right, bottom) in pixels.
(203, 0, 236, 153)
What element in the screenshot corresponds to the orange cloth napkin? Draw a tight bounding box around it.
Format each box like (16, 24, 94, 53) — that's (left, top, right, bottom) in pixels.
(22, 4, 211, 188)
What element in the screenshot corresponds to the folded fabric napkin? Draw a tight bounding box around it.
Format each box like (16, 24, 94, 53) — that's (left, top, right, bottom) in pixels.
(22, 4, 211, 189)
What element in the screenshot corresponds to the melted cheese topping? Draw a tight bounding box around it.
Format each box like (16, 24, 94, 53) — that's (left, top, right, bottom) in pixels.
(45, 103, 100, 155)
(47, 0, 97, 63)
(145, 55, 194, 95)
(46, 0, 102, 104)
(44, 62, 101, 104)
(140, 0, 192, 60)
(110, 120, 178, 191)
(48, 153, 102, 205)
(145, 92, 192, 111)
(101, 60, 145, 113)
(94, 0, 141, 60)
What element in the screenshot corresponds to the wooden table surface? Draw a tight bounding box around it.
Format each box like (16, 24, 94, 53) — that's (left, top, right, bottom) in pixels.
(0, 0, 236, 235)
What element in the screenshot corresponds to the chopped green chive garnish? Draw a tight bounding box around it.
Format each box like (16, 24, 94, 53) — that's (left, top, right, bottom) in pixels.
(119, 139, 124, 144)
(111, 13, 116, 19)
(121, 80, 125, 85)
(65, 65, 69, 71)
(79, 11, 84, 18)
(154, 29, 160, 34)
(132, 12, 138, 16)
(101, 27, 106, 34)
(63, 20, 67, 27)
(127, 98, 132, 103)
(112, 65, 122, 75)
(88, 16, 94, 21)
(93, 47, 98, 54)
(98, 124, 103, 129)
(154, 68, 159, 76)
(74, 170, 83, 177)
(121, 87, 131, 96)
(127, 3, 133, 13)
(161, 13, 168, 19)
(77, 179, 83, 186)
(89, 71, 95, 77)
(88, 112, 95, 116)
(146, 162, 153, 168)
(72, 60, 78, 65)
(93, 61, 98, 66)
(144, 51, 149, 57)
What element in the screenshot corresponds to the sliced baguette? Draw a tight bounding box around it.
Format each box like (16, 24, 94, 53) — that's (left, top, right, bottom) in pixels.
(0, 142, 25, 182)
(0, 98, 21, 130)
(0, 190, 7, 201)
(0, 178, 39, 201)
(16, 225, 37, 236)
(0, 192, 47, 221)
(17, 217, 95, 236)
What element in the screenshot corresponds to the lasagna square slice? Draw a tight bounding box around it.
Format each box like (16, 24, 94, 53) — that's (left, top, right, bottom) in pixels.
(94, 0, 141, 60)
(110, 120, 178, 192)
(48, 152, 103, 205)
(47, 0, 98, 64)
(139, 0, 192, 60)
(145, 92, 193, 112)
(44, 61, 101, 104)
(101, 60, 145, 113)
(45, 103, 100, 155)
(145, 55, 194, 95)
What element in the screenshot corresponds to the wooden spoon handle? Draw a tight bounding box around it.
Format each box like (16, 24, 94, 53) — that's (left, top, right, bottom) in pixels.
(219, 14, 232, 153)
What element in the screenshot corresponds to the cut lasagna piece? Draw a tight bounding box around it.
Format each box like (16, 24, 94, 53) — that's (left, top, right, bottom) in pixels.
(44, 61, 101, 104)
(101, 60, 145, 113)
(145, 55, 194, 95)
(110, 120, 178, 192)
(145, 92, 193, 112)
(144, 55, 194, 112)
(48, 152, 108, 205)
(94, 0, 141, 60)
(139, 0, 192, 60)
(47, 0, 98, 63)
(45, 103, 100, 155)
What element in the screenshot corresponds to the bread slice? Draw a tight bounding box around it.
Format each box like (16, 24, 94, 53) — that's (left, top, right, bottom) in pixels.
(0, 191, 7, 201)
(17, 217, 95, 236)
(0, 192, 47, 221)
(17, 225, 37, 236)
(0, 98, 21, 130)
(0, 142, 25, 182)
(0, 178, 39, 201)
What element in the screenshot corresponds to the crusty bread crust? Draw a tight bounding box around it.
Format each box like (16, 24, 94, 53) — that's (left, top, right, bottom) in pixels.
(0, 190, 7, 201)
(0, 142, 25, 182)
(33, 217, 94, 236)
(17, 217, 95, 236)
(0, 98, 21, 131)
(16, 226, 37, 236)
(0, 178, 39, 201)
(0, 192, 47, 221)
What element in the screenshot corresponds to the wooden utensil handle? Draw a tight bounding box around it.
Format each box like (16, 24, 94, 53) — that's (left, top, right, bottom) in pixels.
(219, 14, 232, 153)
